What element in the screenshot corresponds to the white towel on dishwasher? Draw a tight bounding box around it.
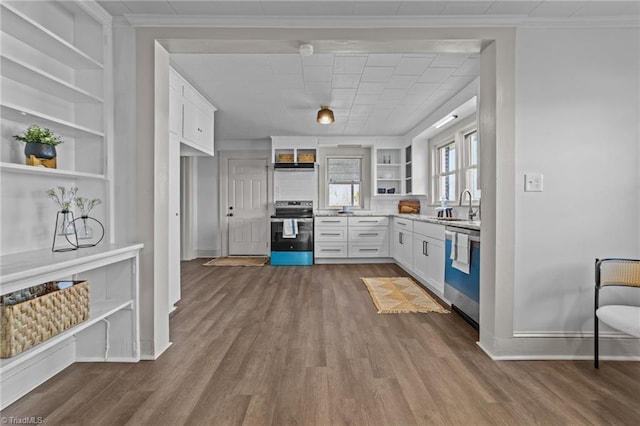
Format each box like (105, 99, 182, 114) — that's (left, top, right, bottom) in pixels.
(451, 232, 470, 274)
(283, 219, 298, 238)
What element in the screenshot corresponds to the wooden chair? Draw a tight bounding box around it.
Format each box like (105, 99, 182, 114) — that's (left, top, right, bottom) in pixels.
(594, 258, 640, 368)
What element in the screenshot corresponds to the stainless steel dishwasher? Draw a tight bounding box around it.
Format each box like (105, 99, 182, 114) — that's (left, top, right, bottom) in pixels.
(444, 226, 481, 329)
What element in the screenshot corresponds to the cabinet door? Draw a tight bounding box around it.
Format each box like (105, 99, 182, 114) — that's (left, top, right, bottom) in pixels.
(412, 234, 429, 281)
(425, 236, 445, 293)
(392, 229, 412, 268)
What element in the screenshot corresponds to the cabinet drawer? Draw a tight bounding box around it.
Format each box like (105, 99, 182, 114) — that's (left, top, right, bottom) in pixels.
(348, 228, 388, 243)
(315, 216, 347, 226)
(315, 227, 347, 241)
(348, 216, 389, 227)
(393, 217, 414, 232)
(348, 243, 389, 258)
(413, 221, 445, 241)
(315, 242, 347, 258)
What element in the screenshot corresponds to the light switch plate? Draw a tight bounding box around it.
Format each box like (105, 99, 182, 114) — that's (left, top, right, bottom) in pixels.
(525, 173, 543, 192)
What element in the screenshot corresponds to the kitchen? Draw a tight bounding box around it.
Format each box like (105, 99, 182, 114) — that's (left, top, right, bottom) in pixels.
(0, 1, 638, 417)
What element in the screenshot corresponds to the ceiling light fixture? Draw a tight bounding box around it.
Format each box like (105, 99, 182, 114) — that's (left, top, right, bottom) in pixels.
(317, 106, 335, 125)
(299, 43, 314, 56)
(434, 114, 458, 129)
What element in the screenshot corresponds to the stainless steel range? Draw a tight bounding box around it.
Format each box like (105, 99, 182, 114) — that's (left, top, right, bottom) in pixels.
(270, 201, 314, 266)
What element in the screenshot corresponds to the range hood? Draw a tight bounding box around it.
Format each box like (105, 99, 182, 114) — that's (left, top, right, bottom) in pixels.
(274, 162, 315, 170)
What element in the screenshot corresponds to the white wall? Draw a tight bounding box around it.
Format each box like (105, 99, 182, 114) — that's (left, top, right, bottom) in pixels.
(196, 155, 219, 257)
(514, 28, 640, 335)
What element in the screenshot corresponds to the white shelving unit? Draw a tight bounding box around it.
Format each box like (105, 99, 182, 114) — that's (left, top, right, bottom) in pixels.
(0, 0, 112, 254)
(375, 148, 403, 195)
(0, 0, 141, 410)
(0, 243, 143, 409)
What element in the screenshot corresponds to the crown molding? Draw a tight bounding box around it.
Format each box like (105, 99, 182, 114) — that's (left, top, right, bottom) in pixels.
(123, 14, 639, 29)
(77, 0, 113, 26)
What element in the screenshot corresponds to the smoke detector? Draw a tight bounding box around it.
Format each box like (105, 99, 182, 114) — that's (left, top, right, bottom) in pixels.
(299, 43, 314, 56)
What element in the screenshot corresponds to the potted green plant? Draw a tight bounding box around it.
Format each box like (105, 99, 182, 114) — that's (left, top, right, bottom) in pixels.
(14, 124, 63, 168)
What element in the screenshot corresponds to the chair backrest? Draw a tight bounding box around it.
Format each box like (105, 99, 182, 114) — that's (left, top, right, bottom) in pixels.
(596, 258, 640, 288)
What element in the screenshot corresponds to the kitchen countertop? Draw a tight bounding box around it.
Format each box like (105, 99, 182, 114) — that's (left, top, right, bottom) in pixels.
(314, 212, 480, 231)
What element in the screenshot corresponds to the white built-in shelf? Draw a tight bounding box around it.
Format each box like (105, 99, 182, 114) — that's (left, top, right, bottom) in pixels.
(0, 298, 132, 373)
(377, 163, 403, 167)
(1, 103, 104, 139)
(0, 162, 106, 180)
(1, 55, 103, 104)
(0, 243, 143, 294)
(0, 3, 103, 70)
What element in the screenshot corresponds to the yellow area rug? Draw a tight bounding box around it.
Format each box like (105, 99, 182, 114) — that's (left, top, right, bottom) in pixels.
(203, 257, 269, 267)
(360, 277, 449, 314)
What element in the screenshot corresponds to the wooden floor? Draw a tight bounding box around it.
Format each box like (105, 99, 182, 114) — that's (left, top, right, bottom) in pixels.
(3, 261, 639, 425)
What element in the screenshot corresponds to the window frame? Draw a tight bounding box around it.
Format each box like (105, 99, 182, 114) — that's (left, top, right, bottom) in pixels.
(434, 140, 457, 203)
(326, 155, 364, 209)
(430, 119, 479, 205)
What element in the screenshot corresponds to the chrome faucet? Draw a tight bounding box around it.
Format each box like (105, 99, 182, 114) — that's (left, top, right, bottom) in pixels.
(459, 189, 478, 220)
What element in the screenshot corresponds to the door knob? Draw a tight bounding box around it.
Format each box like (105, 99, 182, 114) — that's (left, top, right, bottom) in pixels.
(227, 213, 233, 217)
(229, 206, 234, 210)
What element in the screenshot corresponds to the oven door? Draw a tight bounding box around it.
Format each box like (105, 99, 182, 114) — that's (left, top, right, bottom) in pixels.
(270, 218, 314, 251)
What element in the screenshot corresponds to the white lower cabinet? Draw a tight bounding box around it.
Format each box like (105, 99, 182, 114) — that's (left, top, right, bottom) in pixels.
(314, 216, 389, 260)
(315, 217, 348, 258)
(412, 233, 445, 294)
(392, 217, 413, 269)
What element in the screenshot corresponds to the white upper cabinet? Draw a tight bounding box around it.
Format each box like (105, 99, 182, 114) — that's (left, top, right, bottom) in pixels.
(169, 67, 216, 156)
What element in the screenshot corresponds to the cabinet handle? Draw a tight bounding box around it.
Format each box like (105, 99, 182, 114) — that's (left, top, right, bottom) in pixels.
(422, 240, 426, 255)
(359, 248, 378, 252)
(399, 232, 403, 245)
(397, 221, 407, 226)
(425, 241, 429, 256)
(359, 233, 379, 237)
(321, 233, 341, 236)
(197, 128, 203, 132)
(322, 249, 341, 252)
(358, 220, 378, 223)
(322, 220, 341, 223)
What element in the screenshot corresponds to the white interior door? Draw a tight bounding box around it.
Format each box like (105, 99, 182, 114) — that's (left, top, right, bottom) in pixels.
(227, 158, 268, 255)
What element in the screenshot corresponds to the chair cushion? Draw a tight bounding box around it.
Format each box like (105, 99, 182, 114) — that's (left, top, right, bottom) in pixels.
(597, 305, 640, 337)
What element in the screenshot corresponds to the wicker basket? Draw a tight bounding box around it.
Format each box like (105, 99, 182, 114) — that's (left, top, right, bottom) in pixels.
(297, 153, 315, 163)
(277, 153, 294, 163)
(0, 281, 89, 358)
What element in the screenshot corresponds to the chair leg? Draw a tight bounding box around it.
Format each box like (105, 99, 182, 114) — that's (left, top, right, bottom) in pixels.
(594, 318, 599, 369)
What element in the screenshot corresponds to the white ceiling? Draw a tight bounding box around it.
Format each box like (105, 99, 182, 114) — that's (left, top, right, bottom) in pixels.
(172, 52, 479, 140)
(98, 0, 639, 141)
(98, 1, 640, 19)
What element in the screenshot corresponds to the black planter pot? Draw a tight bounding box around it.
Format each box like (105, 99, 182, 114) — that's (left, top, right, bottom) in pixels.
(24, 142, 57, 168)
(24, 142, 57, 159)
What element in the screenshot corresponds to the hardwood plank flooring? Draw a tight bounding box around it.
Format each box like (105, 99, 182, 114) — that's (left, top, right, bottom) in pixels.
(2, 261, 639, 425)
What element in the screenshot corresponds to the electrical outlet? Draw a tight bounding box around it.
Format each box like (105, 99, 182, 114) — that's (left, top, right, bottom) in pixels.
(524, 173, 543, 192)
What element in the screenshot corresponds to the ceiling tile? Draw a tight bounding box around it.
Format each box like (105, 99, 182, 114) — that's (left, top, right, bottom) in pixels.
(334, 56, 367, 74)
(303, 66, 333, 82)
(269, 55, 303, 74)
(407, 83, 439, 96)
(386, 75, 419, 89)
(419, 68, 456, 83)
(302, 54, 334, 67)
(361, 67, 395, 82)
(394, 57, 435, 75)
(353, 94, 380, 105)
(357, 82, 386, 95)
(332, 74, 362, 89)
(351, 105, 374, 115)
(378, 88, 409, 101)
(366, 54, 403, 67)
(572, 1, 639, 17)
(431, 54, 470, 68)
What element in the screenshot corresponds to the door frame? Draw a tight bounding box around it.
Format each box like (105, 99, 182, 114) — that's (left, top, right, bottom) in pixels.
(219, 150, 272, 257)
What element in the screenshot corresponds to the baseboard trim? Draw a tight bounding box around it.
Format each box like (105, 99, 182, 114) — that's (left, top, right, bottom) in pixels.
(313, 257, 394, 264)
(196, 249, 220, 259)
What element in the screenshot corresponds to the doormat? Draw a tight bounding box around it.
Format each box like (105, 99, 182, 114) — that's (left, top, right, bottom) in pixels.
(360, 277, 449, 314)
(203, 257, 269, 267)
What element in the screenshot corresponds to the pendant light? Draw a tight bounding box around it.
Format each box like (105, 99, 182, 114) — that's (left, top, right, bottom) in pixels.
(317, 106, 335, 125)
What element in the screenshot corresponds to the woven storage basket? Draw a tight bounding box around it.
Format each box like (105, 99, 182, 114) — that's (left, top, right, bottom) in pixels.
(297, 153, 315, 163)
(0, 281, 89, 358)
(277, 153, 294, 163)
